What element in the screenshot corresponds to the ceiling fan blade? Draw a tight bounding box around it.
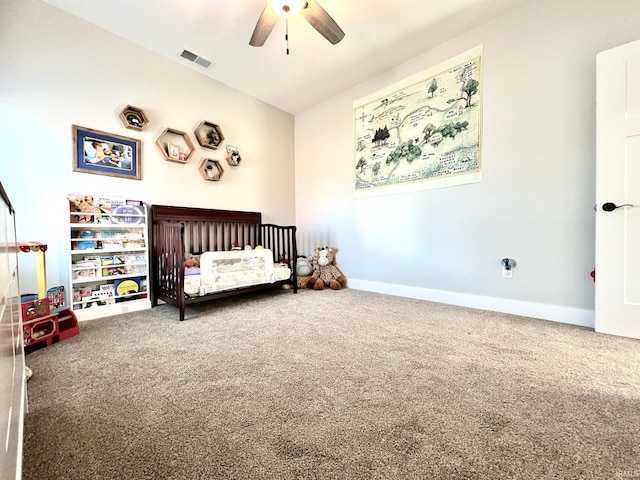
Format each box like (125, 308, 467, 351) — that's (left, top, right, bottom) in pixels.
(300, 0, 345, 45)
(249, 4, 279, 47)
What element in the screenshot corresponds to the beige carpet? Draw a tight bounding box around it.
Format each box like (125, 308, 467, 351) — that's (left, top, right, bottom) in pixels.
(22, 288, 640, 479)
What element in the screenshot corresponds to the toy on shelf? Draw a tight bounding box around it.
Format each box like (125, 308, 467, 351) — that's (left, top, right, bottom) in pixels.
(18, 241, 79, 351)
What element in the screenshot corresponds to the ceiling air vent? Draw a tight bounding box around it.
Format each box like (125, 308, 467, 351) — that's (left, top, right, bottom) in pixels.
(178, 49, 213, 69)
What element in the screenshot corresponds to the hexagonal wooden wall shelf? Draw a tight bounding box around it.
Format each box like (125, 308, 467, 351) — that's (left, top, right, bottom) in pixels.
(119, 105, 149, 131)
(156, 128, 195, 163)
(199, 158, 224, 181)
(225, 145, 241, 166)
(195, 121, 225, 150)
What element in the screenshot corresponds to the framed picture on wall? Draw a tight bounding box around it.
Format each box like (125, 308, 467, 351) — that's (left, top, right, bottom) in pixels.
(72, 125, 141, 180)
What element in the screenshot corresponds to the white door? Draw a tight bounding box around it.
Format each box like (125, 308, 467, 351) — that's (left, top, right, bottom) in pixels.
(595, 38, 640, 339)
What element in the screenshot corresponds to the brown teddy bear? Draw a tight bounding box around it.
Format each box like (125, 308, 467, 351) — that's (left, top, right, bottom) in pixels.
(307, 246, 347, 290)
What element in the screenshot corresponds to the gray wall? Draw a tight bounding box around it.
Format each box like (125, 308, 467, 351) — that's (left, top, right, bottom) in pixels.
(294, 0, 640, 326)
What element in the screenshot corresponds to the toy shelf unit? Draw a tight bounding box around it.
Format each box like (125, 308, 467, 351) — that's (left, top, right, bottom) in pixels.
(21, 293, 80, 352)
(18, 242, 80, 351)
(68, 194, 151, 321)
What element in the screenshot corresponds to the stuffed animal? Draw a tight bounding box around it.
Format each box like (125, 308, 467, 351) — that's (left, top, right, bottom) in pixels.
(297, 257, 313, 276)
(307, 246, 346, 290)
(184, 254, 200, 268)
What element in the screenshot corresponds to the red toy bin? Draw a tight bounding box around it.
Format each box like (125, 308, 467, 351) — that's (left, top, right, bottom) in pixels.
(56, 308, 80, 341)
(23, 313, 58, 347)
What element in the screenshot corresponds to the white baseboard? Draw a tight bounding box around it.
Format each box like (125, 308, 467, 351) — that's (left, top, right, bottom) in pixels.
(348, 279, 595, 329)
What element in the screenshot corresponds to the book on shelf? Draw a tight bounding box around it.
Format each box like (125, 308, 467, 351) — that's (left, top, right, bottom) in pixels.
(75, 242, 95, 251)
(74, 284, 117, 309)
(69, 194, 100, 224)
(123, 238, 145, 249)
(72, 269, 97, 281)
(96, 195, 125, 214)
(74, 230, 96, 250)
(92, 284, 116, 306)
(102, 239, 124, 249)
(100, 255, 115, 266)
(98, 195, 126, 224)
(112, 204, 144, 224)
(83, 294, 114, 308)
(102, 265, 128, 277)
(114, 277, 142, 296)
(123, 232, 143, 239)
(100, 264, 144, 276)
(126, 264, 146, 274)
(114, 254, 145, 265)
(100, 230, 124, 239)
(72, 286, 93, 306)
(72, 258, 100, 280)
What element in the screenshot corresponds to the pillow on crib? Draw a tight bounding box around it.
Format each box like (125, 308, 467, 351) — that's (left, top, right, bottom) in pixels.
(185, 266, 200, 276)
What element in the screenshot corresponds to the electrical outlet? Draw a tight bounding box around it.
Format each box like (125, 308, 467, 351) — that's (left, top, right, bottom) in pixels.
(502, 266, 513, 278)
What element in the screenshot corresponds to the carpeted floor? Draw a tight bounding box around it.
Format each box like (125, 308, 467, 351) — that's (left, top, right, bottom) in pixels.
(22, 288, 640, 479)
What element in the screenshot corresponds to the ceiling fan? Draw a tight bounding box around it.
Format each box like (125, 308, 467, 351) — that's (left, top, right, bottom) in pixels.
(249, 0, 345, 52)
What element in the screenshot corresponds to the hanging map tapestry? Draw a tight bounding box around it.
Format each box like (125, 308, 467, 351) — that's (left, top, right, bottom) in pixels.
(354, 45, 482, 197)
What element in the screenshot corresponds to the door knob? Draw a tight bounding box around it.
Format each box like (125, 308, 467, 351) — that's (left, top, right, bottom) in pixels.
(602, 202, 635, 211)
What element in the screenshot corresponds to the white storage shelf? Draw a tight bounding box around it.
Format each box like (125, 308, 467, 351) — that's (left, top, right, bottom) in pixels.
(68, 203, 151, 321)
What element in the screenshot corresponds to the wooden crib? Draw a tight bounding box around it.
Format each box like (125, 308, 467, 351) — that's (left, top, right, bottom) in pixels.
(151, 205, 297, 320)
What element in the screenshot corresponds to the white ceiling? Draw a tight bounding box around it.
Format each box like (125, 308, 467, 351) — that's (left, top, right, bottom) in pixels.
(40, 0, 530, 114)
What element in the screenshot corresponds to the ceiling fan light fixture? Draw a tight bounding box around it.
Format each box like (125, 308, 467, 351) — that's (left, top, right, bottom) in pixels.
(250, 1, 344, 48)
(271, 0, 305, 17)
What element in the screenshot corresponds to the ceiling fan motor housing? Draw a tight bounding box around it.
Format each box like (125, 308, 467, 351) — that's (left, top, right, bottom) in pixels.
(272, 0, 305, 17)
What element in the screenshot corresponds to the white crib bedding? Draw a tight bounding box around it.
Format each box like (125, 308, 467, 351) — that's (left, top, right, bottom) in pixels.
(185, 249, 291, 296)
(184, 275, 202, 296)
